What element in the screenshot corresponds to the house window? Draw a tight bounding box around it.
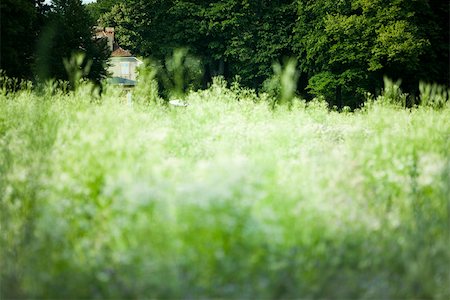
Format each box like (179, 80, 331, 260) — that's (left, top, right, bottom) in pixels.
(121, 62, 130, 76)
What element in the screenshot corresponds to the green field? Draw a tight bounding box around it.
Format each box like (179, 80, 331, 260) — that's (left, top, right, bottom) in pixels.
(1, 81, 449, 299)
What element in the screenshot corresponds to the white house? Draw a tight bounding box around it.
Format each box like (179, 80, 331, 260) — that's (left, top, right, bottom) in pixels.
(95, 27, 143, 87)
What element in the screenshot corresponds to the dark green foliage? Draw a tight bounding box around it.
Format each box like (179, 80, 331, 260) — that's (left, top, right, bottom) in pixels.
(100, 0, 175, 58)
(36, 0, 110, 86)
(100, 0, 297, 88)
(158, 49, 203, 99)
(293, 0, 439, 107)
(98, 0, 448, 107)
(86, 0, 129, 22)
(0, 0, 48, 79)
(416, 0, 449, 86)
(2, 0, 449, 105)
(1, 0, 109, 87)
(197, 0, 297, 87)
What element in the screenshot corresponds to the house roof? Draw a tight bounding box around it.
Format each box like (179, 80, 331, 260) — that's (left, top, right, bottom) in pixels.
(112, 47, 133, 57)
(108, 77, 137, 86)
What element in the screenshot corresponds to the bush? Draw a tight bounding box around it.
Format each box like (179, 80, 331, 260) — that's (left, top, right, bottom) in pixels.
(419, 82, 450, 109)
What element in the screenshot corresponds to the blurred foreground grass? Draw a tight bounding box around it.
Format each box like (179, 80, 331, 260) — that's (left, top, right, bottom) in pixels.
(1, 81, 449, 299)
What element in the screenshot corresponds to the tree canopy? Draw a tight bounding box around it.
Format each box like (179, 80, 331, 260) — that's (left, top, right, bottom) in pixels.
(86, 0, 129, 23)
(95, 0, 448, 106)
(38, 0, 110, 84)
(0, 0, 110, 85)
(0, 0, 48, 79)
(293, 0, 443, 106)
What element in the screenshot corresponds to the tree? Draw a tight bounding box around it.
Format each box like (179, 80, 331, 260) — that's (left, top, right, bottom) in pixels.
(294, 0, 445, 107)
(0, 0, 49, 79)
(36, 0, 110, 85)
(95, 0, 448, 102)
(86, 0, 129, 23)
(100, 0, 297, 87)
(414, 0, 449, 86)
(197, 0, 297, 87)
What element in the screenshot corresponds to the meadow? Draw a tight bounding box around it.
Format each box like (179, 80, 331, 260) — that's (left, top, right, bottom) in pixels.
(1, 79, 449, 299)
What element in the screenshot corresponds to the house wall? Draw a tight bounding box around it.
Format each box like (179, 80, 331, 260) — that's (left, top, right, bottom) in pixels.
(109, 57, 142, 81)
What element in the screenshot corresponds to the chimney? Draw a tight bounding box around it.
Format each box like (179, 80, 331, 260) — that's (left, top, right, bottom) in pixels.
(105, 27, 115, 52)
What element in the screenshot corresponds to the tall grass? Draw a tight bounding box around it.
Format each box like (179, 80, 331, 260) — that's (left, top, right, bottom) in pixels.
(1, 79, 449, 299)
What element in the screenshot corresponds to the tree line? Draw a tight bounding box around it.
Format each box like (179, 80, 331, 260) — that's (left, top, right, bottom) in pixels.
(1, 0, 449, 107)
